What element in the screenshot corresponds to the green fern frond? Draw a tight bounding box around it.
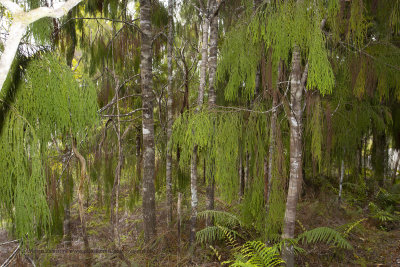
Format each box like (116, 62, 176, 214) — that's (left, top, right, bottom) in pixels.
(240, 240, 284, 267)
(196, 224, 239, 244)
(198, 210, 242, 228)
(296, 227, 353, 249)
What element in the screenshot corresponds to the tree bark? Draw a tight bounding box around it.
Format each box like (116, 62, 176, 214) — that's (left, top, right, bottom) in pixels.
(393, 152, 399, 185)
(208, 0, 218, 107)
(190, 0, 210, 245)
(197, 9, 209, 110)
(189, 145, 198, 244)
(140, 0, 156, 242)
(282, 46, 303, 267)
(166, 0, 174, 226)
(110, 80, 122, 248)
(206, 0, 219, 227)
(0, 0, 83, 92)
(71, 140, 91, 266)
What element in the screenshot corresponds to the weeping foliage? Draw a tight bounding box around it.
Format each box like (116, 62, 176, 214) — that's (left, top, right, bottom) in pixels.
(172, 110, 241, 202)
(0, 53, 98, 241)
(217, 21, 260, 101)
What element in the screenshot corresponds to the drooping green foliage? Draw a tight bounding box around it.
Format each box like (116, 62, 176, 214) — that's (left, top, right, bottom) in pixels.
(0, 53, 98, 241)
(172, 110, 242, 202)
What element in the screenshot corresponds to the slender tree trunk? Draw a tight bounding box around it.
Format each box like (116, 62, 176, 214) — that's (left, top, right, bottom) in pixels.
(190, 2, 210, 245)
(197, 10, 209, 110)
(71, 141, 91, 266)
(189, 145, 198, 244)
(339, 160, 344, 204)
(110, 80, 122, 247)
(140, 0, 156, 242)
(208, 2, 218, 107)
(393, 152, 399, 185)
(166, 0, 174, 226)
(177, 192, 182, 248)
(282, 47, 303, 267)
(206, 0, 219, 227)
(63, 168, 72, 247)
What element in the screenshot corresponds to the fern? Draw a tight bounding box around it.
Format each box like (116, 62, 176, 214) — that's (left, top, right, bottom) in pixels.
(198, 210, 243, 228)
(239, 241, 283, 267)
(296, 227, 353, 249)
(197, 225, 239, 244)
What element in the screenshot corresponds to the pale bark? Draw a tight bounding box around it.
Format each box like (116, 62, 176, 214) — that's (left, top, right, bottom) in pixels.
(282, 46, 303, 267)
(140, 0, 156, 242)
(190, 0, 210, 245)
(393, 154, 399, 185)
(0, 0, 83, 93)
(208, 0, 218, 106)
(206, 0, 219, 227)
(166, 0, 174, 226)
(189, 145, 198, 244)
(177, 192, 182, 248)
(197, 10, 209, 110)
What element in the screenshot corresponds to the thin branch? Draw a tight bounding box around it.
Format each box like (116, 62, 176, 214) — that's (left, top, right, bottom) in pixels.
(101, 108, 145, 118)
(0, 243, 20, 267)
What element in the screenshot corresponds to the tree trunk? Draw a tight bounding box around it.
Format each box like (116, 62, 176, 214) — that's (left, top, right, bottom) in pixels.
(166, 0, 174, 226)
(393, 152, 399, 185)
(189, 145, 198, 245)
(140, 0, 156, 242)
(110, 80, 122, 248)
(71, 140, 91, 266)
(206, 0, 219, 227)
(208, 1, 218, 107)
(63, 168, 72, 247)
(282, 46, 303, 267)
(197, 10, 209, 110)
(190, 2, 210, 244)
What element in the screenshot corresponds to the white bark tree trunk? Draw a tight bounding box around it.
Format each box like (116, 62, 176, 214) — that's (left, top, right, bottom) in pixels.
(282, 46, 303, 267)
(0, 0, 83, 93)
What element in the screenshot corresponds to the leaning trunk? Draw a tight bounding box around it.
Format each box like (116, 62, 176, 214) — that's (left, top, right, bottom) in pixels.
(140, 0, 157, 242)
(71, 141, 91, 265)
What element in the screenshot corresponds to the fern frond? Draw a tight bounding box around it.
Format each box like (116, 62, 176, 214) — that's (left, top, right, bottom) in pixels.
(196, 224, 240, 244)
(240, 241, 284, 267)
(198, 210, 243, 227)
(296, 227, 353, 249)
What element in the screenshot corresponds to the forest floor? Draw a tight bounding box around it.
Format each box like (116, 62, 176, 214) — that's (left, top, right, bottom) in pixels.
(1, 185, 400, 266)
